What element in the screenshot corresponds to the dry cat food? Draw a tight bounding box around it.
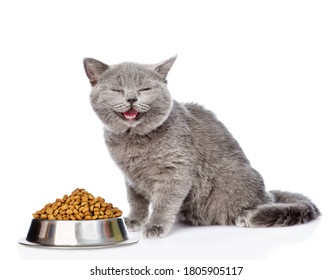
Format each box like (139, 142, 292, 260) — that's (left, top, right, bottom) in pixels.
(32, 188, 122, 220)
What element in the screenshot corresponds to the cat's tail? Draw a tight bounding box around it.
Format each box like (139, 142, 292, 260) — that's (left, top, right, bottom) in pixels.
(236, 190, 320, 227)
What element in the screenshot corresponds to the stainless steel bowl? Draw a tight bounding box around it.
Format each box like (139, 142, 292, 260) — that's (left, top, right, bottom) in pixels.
(19, 217, 139, 248)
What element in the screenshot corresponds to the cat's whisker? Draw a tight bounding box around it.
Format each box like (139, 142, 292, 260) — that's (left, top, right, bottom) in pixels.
(135, 102, 150, 112)
(113, 103, 131, 112)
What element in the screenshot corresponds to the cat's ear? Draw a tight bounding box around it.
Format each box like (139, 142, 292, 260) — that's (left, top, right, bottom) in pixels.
(83, 58, 109, 86)
(153, 55, 177, 81)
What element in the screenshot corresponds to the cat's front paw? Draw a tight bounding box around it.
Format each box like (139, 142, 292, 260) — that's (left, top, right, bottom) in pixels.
(124, 217, 143, 232)
(142, 224, 169, 238)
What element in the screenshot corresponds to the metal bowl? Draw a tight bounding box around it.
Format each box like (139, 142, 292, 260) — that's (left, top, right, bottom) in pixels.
(19, 217, 139, 248)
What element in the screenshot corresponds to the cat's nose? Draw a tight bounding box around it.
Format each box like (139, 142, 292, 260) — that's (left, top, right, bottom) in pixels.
(127, 97, 137, 105)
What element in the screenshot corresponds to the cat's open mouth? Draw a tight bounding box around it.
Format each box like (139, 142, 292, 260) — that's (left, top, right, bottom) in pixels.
(122, 109, 140, 121)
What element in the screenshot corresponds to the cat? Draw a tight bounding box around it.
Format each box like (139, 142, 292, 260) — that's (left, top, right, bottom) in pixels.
(83, 56, 320, 238)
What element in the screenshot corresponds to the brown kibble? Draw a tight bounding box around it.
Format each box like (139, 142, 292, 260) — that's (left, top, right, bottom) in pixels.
(84, 211, 92, 217)
(90, 198, 98, 205)
(32, 188, 122, 220)
(61, 204, 68, 210)
(48, 214, 55, 220)
(72, 189, 80, 196)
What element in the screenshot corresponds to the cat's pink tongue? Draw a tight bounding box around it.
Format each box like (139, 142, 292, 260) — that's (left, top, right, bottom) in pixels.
(123, 109, 138, 120)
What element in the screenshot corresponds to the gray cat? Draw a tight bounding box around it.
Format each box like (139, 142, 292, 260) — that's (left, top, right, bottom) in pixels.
(83, 56, 320, 238)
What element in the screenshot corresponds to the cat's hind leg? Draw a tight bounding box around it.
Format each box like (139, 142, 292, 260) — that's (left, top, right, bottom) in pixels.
(235, 209, 256, 227)
(235, 190, 320, 227)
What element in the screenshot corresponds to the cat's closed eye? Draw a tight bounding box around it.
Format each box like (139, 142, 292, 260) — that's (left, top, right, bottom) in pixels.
(139, 87, 152, 92)
(110, 88, 124, 93)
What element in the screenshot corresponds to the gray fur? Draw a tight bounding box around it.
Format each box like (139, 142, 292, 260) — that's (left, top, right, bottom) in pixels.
(83, 56, 320, 238)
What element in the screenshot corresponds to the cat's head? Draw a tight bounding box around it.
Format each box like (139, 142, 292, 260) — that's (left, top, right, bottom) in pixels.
(83, 56, 176, 135)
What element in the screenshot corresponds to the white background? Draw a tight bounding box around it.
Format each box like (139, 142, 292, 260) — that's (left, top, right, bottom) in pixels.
(1, 0, 331, 279)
